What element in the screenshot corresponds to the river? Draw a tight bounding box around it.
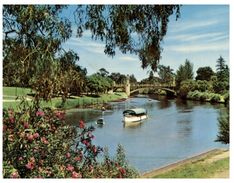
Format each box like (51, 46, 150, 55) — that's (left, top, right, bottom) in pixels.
(66, 95, 228, 173)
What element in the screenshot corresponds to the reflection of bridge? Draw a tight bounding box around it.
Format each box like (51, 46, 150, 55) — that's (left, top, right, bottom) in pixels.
(113, 82, 176, 97)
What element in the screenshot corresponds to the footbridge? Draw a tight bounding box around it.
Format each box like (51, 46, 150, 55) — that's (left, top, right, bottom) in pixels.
(113, 82, 176, 97)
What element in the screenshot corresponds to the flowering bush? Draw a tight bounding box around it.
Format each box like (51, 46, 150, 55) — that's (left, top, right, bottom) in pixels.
(3, 106, 139, 178)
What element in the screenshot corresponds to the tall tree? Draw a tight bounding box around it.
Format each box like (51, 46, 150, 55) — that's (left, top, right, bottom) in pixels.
(175, 59, 194, 88)
(216, 56, 226, 72)
(75, 5, 180, 71)
(158, 65, 174, 84)
(129, 74, 137, 84)
(3, 5, 73, 102)
(216, 56, 229, 82)
(195, 66, 214, 81)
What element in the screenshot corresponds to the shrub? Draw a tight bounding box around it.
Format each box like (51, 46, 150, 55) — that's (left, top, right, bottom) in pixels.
(178, 80, 196, 99)
(216, 109, 229, 144)
(3, 106, 139, 178)
(199, 92, 209, 101)
(223, 92, 229, 105)
(210, 93, 221, 103)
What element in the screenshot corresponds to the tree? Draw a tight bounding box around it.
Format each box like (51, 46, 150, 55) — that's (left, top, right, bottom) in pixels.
(175, 59, 194, 89)
(216, 109, 229, 144)
(98, 68, 109, 77)
(129, 74, 137, 84)
(195, 66, 214, 81)
(178, 79, 196, 99)
(158, 65, 174, 85)
(109, 72, 127, 84)
(216, 56, 226, 72)
(87, 74, 113, 94)
(75, 5, 180, 71)
(216, 56, 229, 82)
(3, 5, 73, 102)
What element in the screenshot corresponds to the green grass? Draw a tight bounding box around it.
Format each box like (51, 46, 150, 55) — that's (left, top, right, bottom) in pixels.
(153, 158, 229, 178)
(3, 87, 128, 110)
(3, 87, 34, 98)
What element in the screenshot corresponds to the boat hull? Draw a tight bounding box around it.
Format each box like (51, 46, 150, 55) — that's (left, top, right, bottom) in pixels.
(123, 115, 147, 123)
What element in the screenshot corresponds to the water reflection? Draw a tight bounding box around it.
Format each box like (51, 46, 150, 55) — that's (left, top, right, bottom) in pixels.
(123, 121, 143, 129)
(177, 120, 192, 138)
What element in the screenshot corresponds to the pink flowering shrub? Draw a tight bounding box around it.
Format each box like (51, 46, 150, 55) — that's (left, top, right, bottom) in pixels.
(3, 106, 139, 178)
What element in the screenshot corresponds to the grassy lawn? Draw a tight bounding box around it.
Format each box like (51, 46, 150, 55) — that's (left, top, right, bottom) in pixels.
(3, 87, 34, 98)
(3, 87, 128, 110)
(153, 157, 229, 178)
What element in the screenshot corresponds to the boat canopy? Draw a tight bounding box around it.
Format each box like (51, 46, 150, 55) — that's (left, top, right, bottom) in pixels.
(123, 108, 147, 115)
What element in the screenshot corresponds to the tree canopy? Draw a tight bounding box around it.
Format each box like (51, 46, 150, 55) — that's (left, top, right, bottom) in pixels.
(175, 59, 194, 88)
(195, 66, 214, 81)
(75, 5, 180, 71)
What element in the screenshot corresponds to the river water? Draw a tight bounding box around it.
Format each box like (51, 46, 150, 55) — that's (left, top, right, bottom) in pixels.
(66, 95, 228, 173)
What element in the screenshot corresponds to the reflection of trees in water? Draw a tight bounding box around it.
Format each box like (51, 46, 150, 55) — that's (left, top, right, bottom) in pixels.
(176, 120, 192, 138)
(175, 99, 194, 112)
(65, 110, 104, 125)
(157, 99, 171, 109)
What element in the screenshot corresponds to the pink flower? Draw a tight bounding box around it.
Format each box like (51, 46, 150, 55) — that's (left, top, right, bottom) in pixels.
(10, 171, 19, 178)
(74, 156, 82, 162)
(36, 110, 45, 117)
(9, 117, 15, 123)
(41, 137, 49, 144)
(79, 120, 85, 129)
(119, 167, 126, 175)
(3, 125, 7, 132)
(92, 146, 97, 153)
(66, 164, 74, 172)
(23, 122, 29, 129)
(82, 140, 89, 146)
(72, 171, 82, 178)
(25, 162, 34, 170)
(18, 157, 23, 161)
(65, 152, 71, 159)
(27, 134, 34, 142)
(33, 133, 40, 139)
(55, 111, 65, 120)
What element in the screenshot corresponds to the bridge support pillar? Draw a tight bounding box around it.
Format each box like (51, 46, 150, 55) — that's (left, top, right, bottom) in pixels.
(125, 76, 130, 97)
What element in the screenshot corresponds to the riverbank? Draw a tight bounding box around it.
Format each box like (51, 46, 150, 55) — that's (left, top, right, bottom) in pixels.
(141, 148, 229, 178)
(3, 87, 128, 110)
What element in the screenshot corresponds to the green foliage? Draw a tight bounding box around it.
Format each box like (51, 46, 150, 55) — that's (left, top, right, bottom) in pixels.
(178, 80, 196, 99)
(196, 80, 211, 92)
(3, 5, 72, 88)
(216, 56, 229, 82)
(87, 74, 113, 94)
(75, 5, 180, 71)
(212, 81, 229, 94)
(176, 59, 194, 88)
(158, 65, 174, 85)
(223, 92, 229, 105)
(109, 72, 127, 85)
(195, 66, 214, 81)
(216, 109, 229, 144)
(210, 93, 221, 103)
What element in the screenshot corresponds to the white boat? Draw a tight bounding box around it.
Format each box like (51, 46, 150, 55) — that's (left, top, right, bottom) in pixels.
(96, 118, 105, 125)
(123, 108, 147, 123)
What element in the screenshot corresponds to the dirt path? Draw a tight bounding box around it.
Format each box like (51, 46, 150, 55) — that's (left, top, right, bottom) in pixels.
(141, 149, 229, 178)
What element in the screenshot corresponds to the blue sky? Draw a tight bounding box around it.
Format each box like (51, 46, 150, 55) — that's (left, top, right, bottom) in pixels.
(62, 5, 229, 81)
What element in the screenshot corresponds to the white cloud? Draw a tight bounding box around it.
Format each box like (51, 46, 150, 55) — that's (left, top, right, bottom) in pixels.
(119, 56, 138, 61)
(169, 19, 220, 33)
(165, 41, 228, 53)
(167, 32, 226, 42)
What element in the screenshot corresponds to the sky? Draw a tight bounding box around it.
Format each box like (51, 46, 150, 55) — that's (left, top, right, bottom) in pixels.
(56, 5, 228, 81)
